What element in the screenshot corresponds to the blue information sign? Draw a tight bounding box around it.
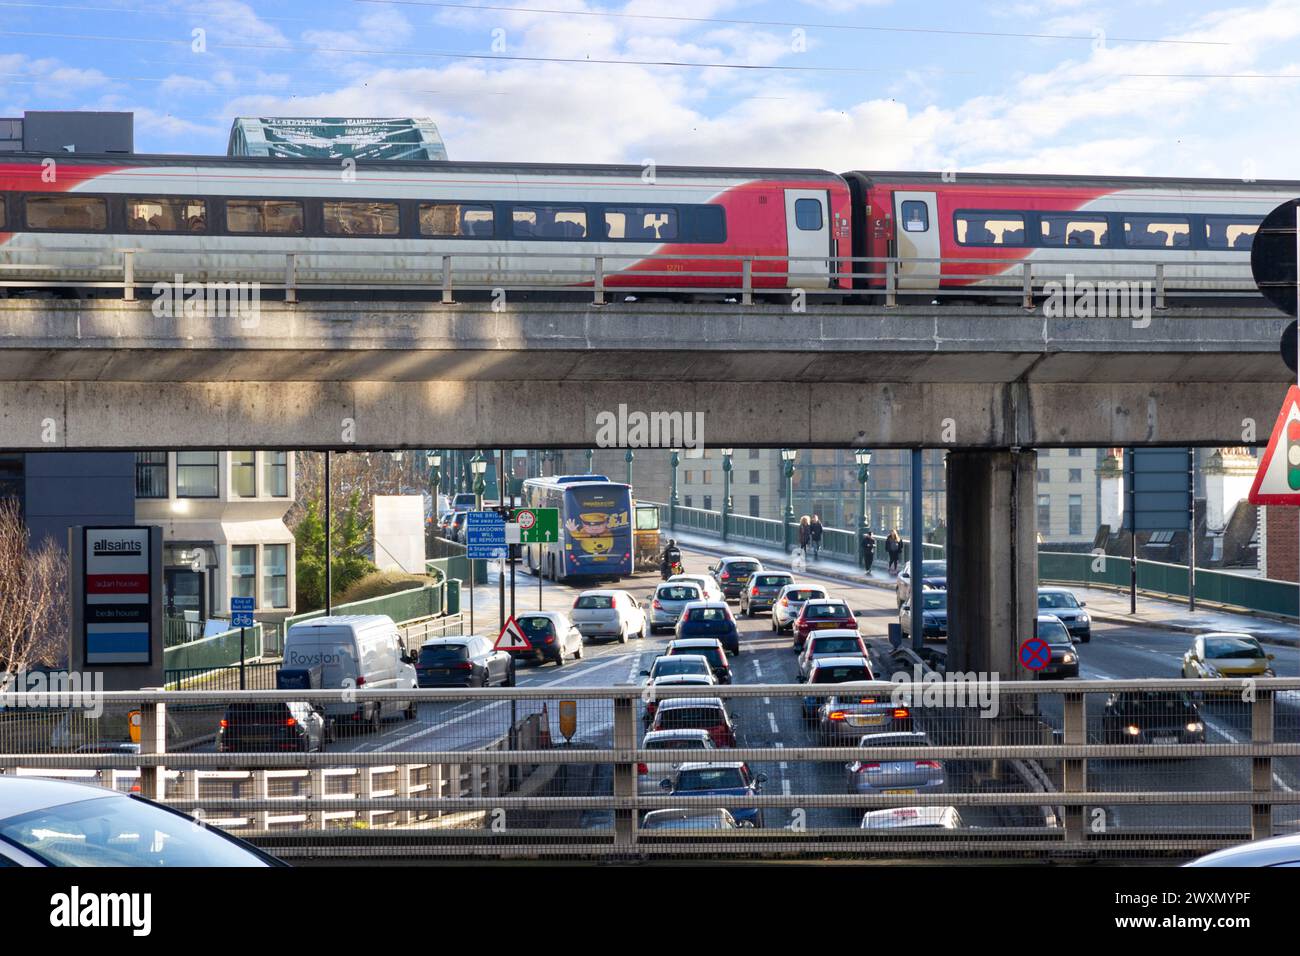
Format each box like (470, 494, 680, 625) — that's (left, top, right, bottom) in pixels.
(465, 511, 507, 560)
(231, 596, 254, 628)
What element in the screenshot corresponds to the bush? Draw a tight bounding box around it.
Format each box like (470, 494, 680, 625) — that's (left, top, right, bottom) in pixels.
(336, 570, 432, 605)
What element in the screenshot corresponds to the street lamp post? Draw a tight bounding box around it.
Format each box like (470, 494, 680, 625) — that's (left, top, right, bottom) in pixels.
(585, 448, 594, 475)
(781, 449, 797, 553)
(429, 452, 442, 502)
(721, 448, 734, 542)
(855, 449, 872, 569)
(471, 452, 487, 510)
(669, 448, 681, 531)
(625, 448, 634, 488)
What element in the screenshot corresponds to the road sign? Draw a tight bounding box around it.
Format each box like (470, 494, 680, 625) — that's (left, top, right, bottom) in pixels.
(1123, 448, 1192, 532)
(466, 510, 507, 560)
(511, 507, 559, 544)
(1019, 637, 1051, 672)
(493, 615, 532, 651)
(559, 700, 577, 741)
(1248, 385, 1300, 505)
(231, 596, 254, 628)
(1250, 199, 1299, 317)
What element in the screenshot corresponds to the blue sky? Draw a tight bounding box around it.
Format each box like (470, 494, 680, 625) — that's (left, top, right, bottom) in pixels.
(2, 0, 1299, 176)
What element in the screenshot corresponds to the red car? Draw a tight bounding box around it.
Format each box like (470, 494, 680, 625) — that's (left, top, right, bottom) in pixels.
(792, 599, 858, 652)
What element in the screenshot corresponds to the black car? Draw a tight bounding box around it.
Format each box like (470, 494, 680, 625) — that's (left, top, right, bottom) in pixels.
(1101, 690, 1206, 745)
(217, 701, 330, 753)
(1035, 615, 1079, 679)
(711, 557, 763, 600)
(900, 590, 948, 641)
(417, 636, 516, 687)
(739, 572, 795, 616)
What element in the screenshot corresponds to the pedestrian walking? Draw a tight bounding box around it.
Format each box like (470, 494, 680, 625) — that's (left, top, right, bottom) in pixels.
(886, 529, 902, 574)
(798, 515, 811, 552)
(810, 514, 824, 559)
(860, 528, 876, 571)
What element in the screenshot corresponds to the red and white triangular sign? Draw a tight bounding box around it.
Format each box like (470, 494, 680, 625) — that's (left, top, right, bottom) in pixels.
(1249, 385, 1300, 505)
(494, 615, 532, 651)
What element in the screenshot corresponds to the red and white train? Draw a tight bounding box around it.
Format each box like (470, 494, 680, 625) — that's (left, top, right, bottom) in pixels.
(0, 155, 1292, 296)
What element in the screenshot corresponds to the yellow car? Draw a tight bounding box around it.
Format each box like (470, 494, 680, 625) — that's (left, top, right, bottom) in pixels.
(1181, 633, 1276, 681)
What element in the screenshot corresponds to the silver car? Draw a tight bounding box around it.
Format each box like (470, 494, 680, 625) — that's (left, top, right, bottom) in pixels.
(637, 728, 717, 795)
(641, 808, 749, 830)
(649, 582, 704, 633)
(818, 684, 913, 744)
(770, 583, 829, 633)
(861, 806, 964, 830)
(571, 589, 648, 643)
(846, 731, 945, 799)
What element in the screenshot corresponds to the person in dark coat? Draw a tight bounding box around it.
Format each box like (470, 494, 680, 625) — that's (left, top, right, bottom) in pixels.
(885, 529, 902, 573)
(797, 515, 811, 551)
(860, 528, 876, 571)
(810, 514, 824, 559)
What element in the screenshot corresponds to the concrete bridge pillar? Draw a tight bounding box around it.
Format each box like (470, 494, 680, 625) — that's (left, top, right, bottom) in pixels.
(945, 449, 1038, 681)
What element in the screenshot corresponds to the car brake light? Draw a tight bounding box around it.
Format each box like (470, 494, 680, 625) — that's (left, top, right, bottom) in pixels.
(915, 760, 941, 770)
(285, 717, 297, 727)
(858, 698, 877, 705)
(454, 662, 473, 670)
(573, 598, 581, 608)
(355, 676, 366, 687)
(544, 636, 554, 643)
(637, 763, 648, 774)
(780, 598, 788, 606)
(751, 586, 759, 595)
(219, 718, 228, 728)
(653, 599, 663, 609)
(893, 707, 910, 719)
(720, 572, 730, 580)
(858, 762, 880, 772)
(828, 711, 846, 721)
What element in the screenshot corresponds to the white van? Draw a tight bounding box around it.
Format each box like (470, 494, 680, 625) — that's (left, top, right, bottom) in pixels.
(281, 615, 418, 733)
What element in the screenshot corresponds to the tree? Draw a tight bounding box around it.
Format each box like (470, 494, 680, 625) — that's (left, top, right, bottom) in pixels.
(293, 491, 377, 612)
(0, 499, 69, 673)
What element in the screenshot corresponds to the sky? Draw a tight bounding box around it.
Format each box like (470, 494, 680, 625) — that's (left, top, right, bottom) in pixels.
(1, 0, 1299, 177)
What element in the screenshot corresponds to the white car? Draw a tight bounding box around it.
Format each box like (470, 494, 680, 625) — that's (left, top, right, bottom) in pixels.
(770, 583, 829, 633)
(637, 729, 717, 795)
(669, 573, 724, 603)
(571, 589, 648, 643)
(860, 806, 964, 830)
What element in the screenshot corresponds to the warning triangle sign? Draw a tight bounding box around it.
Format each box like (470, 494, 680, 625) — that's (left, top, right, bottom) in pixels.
(494, 615, 532, 651)
(1249, 385, 1300, 505)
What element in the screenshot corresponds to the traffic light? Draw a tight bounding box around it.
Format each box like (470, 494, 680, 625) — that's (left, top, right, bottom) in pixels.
(1289, 419, 1300, 491)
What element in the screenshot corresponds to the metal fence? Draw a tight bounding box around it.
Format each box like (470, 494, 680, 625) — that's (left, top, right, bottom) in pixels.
(3, 679, 1297, 861)
(0, 246, 1268, 307)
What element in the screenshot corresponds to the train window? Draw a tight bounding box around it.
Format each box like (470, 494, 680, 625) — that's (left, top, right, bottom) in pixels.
(419, 203, 494, 238)
(1123, 215, 1191, 248)
(1039, 213, 1108, 247)
(513, 205, 587, 239)
(955, 212, 1025, 245)
(127, 197, 207, 232)
(794, 198, 823, 231)
(1204, 215, 1260, 250)
(684, 204, 726, 243)
(603, 206, 677, 241)
(900, 200, 929, 232)
(323, 201, 399, 236)
(226, 199, 304, 234)
(25, 195, 108, 231)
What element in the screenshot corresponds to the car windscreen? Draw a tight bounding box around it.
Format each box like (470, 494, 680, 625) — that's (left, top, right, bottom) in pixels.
(685, 607, 728, 622)
(785, 589, 823, 602)
(575, 595, 614, 609)
(1038, 592, 1080, 609)
(651, 658, 709, 677)
(644, 738, 710, 751)
(1204, 638, 1265, 659)
(812, 664, 872, 683)
(755, 575, 791, 587)
(1035, 619, 1072, 645)
(658, 707, 724, 730)
(658, 586, 700, 601)
(517, 617, 556, 637)
(805, 603, 849, 619)
(419, 644, 469, 664)
(727, 563, 759, 575)
(1114, 693, 1196, 714)
(811, 638, 861, 655)
(223, 702, 294, 724)
(858, 735, 930, 748)
(922, 593, 947, 611)
(672, 647, 723, 668)
(675, 767, 745, 790)
(921, 561, 946, 576)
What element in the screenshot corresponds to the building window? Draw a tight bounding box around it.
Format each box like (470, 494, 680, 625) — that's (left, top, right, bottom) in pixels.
(1069, 495, 1083, 536)
(683, 470, 693, 484)
(127, 197, 207, 232)
(231, 545, 257, 601)
(684, 495, 693, 508)
(231, 451, 256, 498)
(1068, 447, 1082, 457)
(1037, 494, 1051, 532)
(702, 470, 712, 484)
(749, 469, 760, 484)
(262, 451, 288, 497)
(226, 199, 303, 234)
(135, 451, 168, 498)
(1037, 469, 1050, 484)
(25, 195, 108, 231)
(749, 495, 760, 516)
(702, 495, 712, 511)
(748, 449, 760, 460)
(323, 200, 400, 236)
(176, 451, 219, 498)
(1068, 469, 1082, 483)
(263, 544, 288, 609)
(0, 453, 24, 506)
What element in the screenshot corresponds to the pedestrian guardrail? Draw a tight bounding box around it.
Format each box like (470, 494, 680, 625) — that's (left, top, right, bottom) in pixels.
(3, 680, 1297, 861)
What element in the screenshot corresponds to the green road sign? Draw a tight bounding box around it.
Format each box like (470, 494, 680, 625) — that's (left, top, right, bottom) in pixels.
(511, 507, 559, 544)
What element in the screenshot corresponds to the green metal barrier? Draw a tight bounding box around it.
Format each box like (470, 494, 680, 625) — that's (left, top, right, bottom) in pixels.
(163, 624, 263, 672)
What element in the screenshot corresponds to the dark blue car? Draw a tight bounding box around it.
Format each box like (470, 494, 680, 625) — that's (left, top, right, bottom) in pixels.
(675, 602, 740, 655)
(659, 762, 767, 827)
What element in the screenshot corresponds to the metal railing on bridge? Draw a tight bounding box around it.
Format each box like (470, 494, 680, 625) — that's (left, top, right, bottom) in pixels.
(2, 679, 1297, 862)
(0, 246, 1266, 308)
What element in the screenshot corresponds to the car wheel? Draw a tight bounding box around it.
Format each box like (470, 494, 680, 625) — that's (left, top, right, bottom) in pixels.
(619, 628, 628, 644)
(575, 642, 584, 660)
(555, 650, 565, 667)
(404, 700, 417, 720)
(639, 623, 647, 640)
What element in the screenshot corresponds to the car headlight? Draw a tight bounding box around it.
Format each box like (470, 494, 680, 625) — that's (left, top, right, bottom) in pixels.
(1125, 724, 1141, 736)
(1078, 614, 1089, 624)
(1186, 722, 1204, 733)
(1062, 653, 1076, 664)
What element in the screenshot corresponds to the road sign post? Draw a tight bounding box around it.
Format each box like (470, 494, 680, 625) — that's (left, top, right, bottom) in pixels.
(231, 596, 254, 691)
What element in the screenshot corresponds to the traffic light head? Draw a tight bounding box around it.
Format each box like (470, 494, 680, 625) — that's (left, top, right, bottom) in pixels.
(1288, 420, 1300, 491)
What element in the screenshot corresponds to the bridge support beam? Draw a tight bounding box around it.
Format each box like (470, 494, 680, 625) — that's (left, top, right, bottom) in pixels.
(946, 449, 1038, 680)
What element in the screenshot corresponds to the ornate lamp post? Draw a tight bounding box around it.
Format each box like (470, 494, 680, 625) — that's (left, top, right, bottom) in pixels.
(781, 448, 797, 553)
(429, 451, 442, 501)
(471, 452, 487, 510)
(855, 449, 872, 567)
(669, 448, 681, 531)
(625, 448, 635, 488)
(721, 448, 734, 542)
(585, 448, 594, 475)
